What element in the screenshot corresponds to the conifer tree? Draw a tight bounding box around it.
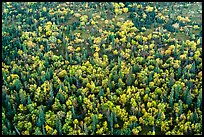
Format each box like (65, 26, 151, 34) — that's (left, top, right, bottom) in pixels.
(186, 90, 192, 106)
(45, 68, 51, 80)
(34, 127, 42, 135)
(27, 95, 32, 105)
(19, 89, 26, 105)
(178, 100, 183, 116)
(174, 84, 181, 102)
(190, 62, 196, 73)
(92, 114, 98, 134)
(191, 111, 198, 123)
(196, 91, 202, 109)
(56, 116, 62, 135)
(14, 79, 22, 92)
(169, 88, 174, 108)
(177, 66, 182, 79)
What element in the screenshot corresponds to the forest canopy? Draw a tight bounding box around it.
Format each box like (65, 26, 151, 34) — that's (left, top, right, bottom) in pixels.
(2, 2, 202, 135)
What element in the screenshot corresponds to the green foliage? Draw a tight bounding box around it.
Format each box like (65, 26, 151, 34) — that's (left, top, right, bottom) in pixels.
(19, 89, 26, 105)
(178, 100, 183, 116)
(196, 91, 202, 109)
(92, 114, 98, 134)
(190, 62, 196, 73)
(14, 78, 22, 91)
(34, 127, 42, 135)
(169, 88, 174, 108)
(126, 68, 134, 86)
(191, 111, 198, 123)
(27, 95, 32, 105)
(56, 116, 62, 135)
(186, 90, 192, 106)
(174, 84, 181, 102)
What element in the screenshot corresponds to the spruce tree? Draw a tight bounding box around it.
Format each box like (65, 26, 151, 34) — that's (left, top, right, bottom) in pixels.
(186, 90, 192, 106)
(190, 62, 196, 73)
(174, 84, 181, 102)
(169, 88, 174, 108)
(92, 114, 98, 134)
(56, 116, 62, 135)
(178, 100, 183, 116)
(27, 95, 32, 105)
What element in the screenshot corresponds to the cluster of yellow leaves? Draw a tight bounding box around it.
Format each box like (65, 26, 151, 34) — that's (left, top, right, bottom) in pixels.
(177, 15, 191, 23)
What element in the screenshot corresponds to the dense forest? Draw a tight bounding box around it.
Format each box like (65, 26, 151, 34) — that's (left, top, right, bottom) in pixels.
(2, 2, 202, 135)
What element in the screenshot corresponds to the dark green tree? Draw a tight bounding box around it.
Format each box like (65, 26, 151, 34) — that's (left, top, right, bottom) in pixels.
(14, 78, 22, 92)
(34, 127, 42, 135)
(174, 84, 181, 102)
(19, 90, 26, 105)
(178, 100, 183, 116)
(191, 110, 198, 123)
(45, 68, 51, 80)
(169, 88, 174, 108)
(196, 91, 202, 109)
(190, 62, 196, 73)
(92, 114, 98, 134)
(56, 116, 62, 135)
(27, 95, 32, 105)
(186, 90, 192, 106)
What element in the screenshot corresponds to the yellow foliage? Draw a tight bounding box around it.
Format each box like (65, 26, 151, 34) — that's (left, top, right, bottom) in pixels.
(19, 104, 24, 111)
(198, 71, 202, 78)
(58, 70, 67, 78)
(120, 94, 127, 105)
(165, 49, 171, 55)
(43, 7, 47, 12)
(75, 47, 81, 52)
(143, 94, 148, 102)
(11, 74, 19, 79)
(73, 119, 78, 125)
(45, 125, 53, 134)
(123, 8, 128, 13)
(143, 13, 147, 19)
(180, 54, 186, 60)
(145, 6, 154, 12)
(68, 46, 74, 52)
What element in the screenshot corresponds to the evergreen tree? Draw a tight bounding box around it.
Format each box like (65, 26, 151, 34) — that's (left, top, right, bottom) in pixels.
(190, 62, 196, 73)
(92, 114, 98, 134)
(126, 68, 134, 86)
(191, 111, 198, 123)
(27, 95, 32, 105)
(177, 66, 182, 79)
(169, 77, 174, 88)
(19, 90, 26, 105)
(169, 88, 174, 108)
(6, 100, 13, 118)
(14, 79, 22, 92)
(42, 124, 46, 135)
(110, 112, 114, 134)
(56, 116, 62, 135)
(72, 106, 76, 119)
(98, 88, 104, 97)
(178, 100, 183, 116)
(45, 56, 49, 68)
(14, 91, 20, 105)
(34, 127, 42, 135)
(196, 92, 202, 109)
(36, 116, 42, 128)
(37, 106, 45, 128)
(174, 84, 181, 102)
(45, 68, 51, 80)
(183, 87, 188, 104)
(186, 90, 192, 106)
